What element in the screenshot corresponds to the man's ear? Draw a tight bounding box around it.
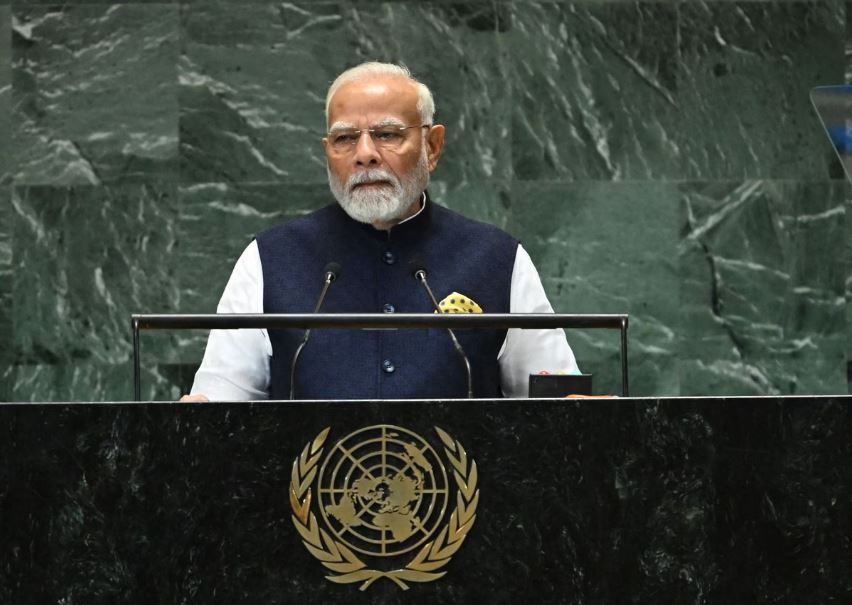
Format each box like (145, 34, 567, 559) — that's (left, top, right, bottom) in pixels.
(425, 124, 445, 172)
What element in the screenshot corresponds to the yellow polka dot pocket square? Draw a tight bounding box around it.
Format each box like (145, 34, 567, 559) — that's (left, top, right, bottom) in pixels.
(436, 292, 483, 314)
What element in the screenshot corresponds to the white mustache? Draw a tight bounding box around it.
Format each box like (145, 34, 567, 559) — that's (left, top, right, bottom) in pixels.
(347, 170, 398, 191)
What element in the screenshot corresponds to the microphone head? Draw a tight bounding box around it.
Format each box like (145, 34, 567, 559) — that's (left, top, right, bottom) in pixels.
(408, 257, 427, 281)
(324, 261, 342, 282)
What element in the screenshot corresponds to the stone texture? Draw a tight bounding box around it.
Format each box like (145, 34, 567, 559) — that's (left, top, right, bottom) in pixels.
(0, 186, 10, 401)
(847, 193, 852, 393)
(679, 180, 847, 396)
(677, 0, 845, 179)
(847, 0, 852, 84)
(0, 4, 9, 184)
(431, 178, 513, 232)
(506, 1, 679, 181)
(15, 1, 174, 5)
(2, 1, 852, 400)
(10, 185, 180, 401)
(1, 397, 849, 602)
(510, 181, 679, 397)
(11, 4, 178, 185)
(180, 2, 508, 185)
(504, 0, 844, 181)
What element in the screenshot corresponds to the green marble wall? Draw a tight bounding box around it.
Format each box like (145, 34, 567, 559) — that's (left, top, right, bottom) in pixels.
(1, 1, 849, 401)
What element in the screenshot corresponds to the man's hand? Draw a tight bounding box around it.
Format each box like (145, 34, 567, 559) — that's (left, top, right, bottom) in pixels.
(179, 394, 209, 403)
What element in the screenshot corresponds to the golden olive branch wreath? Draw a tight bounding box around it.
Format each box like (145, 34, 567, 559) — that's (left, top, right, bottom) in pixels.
(289, 426, 479, 591)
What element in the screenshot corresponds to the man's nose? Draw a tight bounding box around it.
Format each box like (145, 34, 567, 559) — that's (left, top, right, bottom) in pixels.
(353, 130, 381, 166)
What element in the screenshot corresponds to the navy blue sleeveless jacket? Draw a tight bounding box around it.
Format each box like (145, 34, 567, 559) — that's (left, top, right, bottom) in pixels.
(255, 197, 518, 400)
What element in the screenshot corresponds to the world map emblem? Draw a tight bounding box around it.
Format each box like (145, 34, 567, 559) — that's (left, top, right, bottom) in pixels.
(289, 424, 479, 590)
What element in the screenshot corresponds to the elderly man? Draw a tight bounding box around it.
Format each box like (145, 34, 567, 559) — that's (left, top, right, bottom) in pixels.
(184, 62, 577, 402)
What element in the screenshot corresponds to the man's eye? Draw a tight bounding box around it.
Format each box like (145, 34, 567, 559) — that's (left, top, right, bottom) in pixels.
(333, 132, 359, 145)
(373, 129, 403, 142)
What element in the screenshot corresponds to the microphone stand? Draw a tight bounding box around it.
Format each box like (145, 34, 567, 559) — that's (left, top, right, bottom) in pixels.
(289, 267, 338, 400)
(413, 269, 474, 399)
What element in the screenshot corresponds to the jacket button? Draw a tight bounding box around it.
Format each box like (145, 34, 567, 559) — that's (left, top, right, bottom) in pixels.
(382, 250, 396, 265)
(382, 303, 395, 314)
(382, 359, 395, 373)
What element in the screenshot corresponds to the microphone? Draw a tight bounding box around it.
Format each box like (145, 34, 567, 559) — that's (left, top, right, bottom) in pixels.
(289, 262, 341, 400)
(409, 260, 474, 399)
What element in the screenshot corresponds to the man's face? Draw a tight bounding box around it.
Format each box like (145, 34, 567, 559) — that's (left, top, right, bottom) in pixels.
(323, 76, 444, 227)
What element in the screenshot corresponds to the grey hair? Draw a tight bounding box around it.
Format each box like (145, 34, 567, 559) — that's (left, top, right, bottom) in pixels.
(325, 62, 435, 126)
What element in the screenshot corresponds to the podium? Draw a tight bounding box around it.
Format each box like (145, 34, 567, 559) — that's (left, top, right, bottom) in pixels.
(1, 396, 849, 603)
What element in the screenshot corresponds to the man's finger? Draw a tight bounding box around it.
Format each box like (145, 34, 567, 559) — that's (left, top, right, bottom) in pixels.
(179, 394, 209, 403)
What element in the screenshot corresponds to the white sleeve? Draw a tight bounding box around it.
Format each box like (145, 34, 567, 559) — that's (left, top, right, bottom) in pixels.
(190, 240, 271, 400)
(498, 244, 579, 398)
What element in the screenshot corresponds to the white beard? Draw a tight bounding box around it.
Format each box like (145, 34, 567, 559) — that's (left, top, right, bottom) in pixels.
(329, 148, 430, 225)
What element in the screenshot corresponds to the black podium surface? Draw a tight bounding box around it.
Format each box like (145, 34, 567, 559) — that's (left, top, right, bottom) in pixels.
(1, 397, 850, 604)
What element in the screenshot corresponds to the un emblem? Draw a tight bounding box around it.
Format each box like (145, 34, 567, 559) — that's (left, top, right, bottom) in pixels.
(289, 425, 479, 590)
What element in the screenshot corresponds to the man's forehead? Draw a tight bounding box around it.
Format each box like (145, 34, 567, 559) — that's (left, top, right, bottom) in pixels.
(327, 77, 419, 124)
(356, 80, 400, 97)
